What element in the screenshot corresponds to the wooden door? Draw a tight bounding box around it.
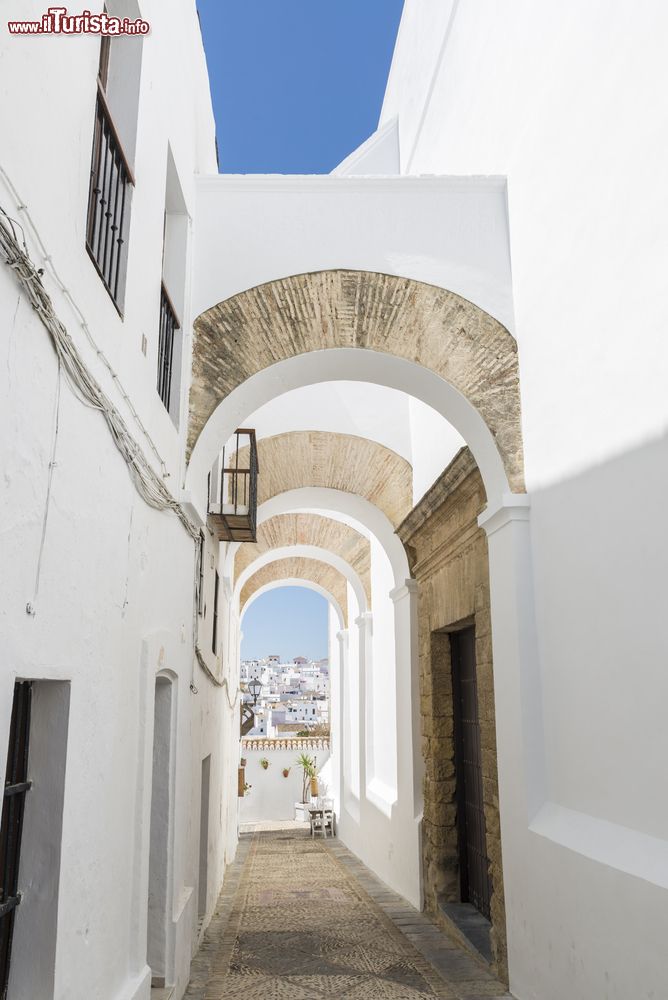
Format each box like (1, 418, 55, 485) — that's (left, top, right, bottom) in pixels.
(450, 628, 492, 919)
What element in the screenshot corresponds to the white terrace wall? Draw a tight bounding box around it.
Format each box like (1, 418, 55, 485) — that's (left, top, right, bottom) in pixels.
(192, 174, 515, 334)
(240, 741, 332, 825)
(0, 5, 231, 1000)
(383, 4, 668, 999)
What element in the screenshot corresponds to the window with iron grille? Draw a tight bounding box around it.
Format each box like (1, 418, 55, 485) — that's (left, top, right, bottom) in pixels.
(157, 282, 180, 411)
(212, 571, 220, 656)
(0, 682, 32, 997)
(159, 151, 188, 425)
(85, 31, 136, 312)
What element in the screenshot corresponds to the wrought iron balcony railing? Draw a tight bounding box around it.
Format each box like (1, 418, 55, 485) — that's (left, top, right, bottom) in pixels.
(207, 428, 259, 543)
(86, 83, 134, 311)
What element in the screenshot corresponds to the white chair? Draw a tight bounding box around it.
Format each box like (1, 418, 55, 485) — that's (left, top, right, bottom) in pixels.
(322, 800, 335, 837)
(309, 798, 336, 838)
(310, 808, 325, 838)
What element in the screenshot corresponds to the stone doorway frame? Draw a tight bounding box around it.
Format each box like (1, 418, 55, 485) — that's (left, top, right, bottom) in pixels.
(425, 615, 506, 979)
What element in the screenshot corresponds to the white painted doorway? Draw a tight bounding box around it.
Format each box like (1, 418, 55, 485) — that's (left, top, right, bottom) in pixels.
(147, 675, 174, 987)
(198, 755, 211, 922)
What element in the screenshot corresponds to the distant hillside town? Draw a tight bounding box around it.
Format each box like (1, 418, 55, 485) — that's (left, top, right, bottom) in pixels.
(240, 655, 330, 737)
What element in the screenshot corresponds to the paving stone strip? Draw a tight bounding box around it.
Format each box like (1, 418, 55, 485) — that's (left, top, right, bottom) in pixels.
(184, 830, 513, 999)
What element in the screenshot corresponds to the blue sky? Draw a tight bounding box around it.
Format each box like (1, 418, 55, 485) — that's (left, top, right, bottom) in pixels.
(197, 0, 405, 173)
(241, 587, 330, 661)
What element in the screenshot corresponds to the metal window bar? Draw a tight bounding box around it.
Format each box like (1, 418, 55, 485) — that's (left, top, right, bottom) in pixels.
(157, 282, 180, 410)
(86, 83, 134, 311)
(0, 682, 32, 999)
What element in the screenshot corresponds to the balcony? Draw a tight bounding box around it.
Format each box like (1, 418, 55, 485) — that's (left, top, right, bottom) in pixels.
(240, 703, 255, 737)
(85, 83, 134, 311)
(207, 428, 259, 542)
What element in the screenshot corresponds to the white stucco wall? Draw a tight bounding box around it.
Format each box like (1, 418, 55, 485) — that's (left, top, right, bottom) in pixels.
(239, 745, 332, 825)
(0, 4, 230, 999)
(192, 174, 515, 334)
(367, 537, 398, 802)
(383, 4, 668, 998)
(408, 395, 465, 503)
(383, 0, 668, 490)
(246, 383, 413, 462)
(332, 117, 400, 177)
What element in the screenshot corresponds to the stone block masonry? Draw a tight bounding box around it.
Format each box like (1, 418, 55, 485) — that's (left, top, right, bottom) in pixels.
(399, 448, 508, 982)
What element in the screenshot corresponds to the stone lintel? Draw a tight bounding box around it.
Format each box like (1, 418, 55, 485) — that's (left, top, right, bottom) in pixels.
(397, 447, 479, 544)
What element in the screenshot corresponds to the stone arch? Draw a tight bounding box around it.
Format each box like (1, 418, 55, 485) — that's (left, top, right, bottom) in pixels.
(188, 350, 513, 510)
(188, 270, 524, 493)
(239, 557, 354, 627)
(233, 431, 413, 528)
(240, 579, 345, 633)
(233, 487, 411, 589)
(234, 513, 370, 600)
(236, 546, 368, 618)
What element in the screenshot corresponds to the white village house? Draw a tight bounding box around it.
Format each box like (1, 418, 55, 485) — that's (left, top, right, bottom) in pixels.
(0, 3, 667, 1000)
(239, 656, 330, 738)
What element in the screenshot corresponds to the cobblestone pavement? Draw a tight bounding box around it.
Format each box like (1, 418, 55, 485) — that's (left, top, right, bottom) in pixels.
(185, 830, 513, 1000)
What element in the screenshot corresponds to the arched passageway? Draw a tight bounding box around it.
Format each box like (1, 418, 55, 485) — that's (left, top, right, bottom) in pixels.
(192, 270, 538, 979)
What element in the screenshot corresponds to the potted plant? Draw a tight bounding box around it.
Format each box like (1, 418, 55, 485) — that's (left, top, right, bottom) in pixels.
(282, 767, 291, 778)
(294, 752, 316, 821)
(259, 757, 270, 770)
(296, 752, 317, 804)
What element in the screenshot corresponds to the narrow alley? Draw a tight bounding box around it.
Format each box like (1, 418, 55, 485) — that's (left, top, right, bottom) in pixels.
(1, 4, 666, 999)
(184, 829, 512, 1000)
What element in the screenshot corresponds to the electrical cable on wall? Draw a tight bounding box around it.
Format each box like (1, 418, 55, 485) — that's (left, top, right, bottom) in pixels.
(0, 164, 169, 477)
(0, 204, 239, 699)
(26, 357, 61, 616)
(0, 208, 199, 540)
